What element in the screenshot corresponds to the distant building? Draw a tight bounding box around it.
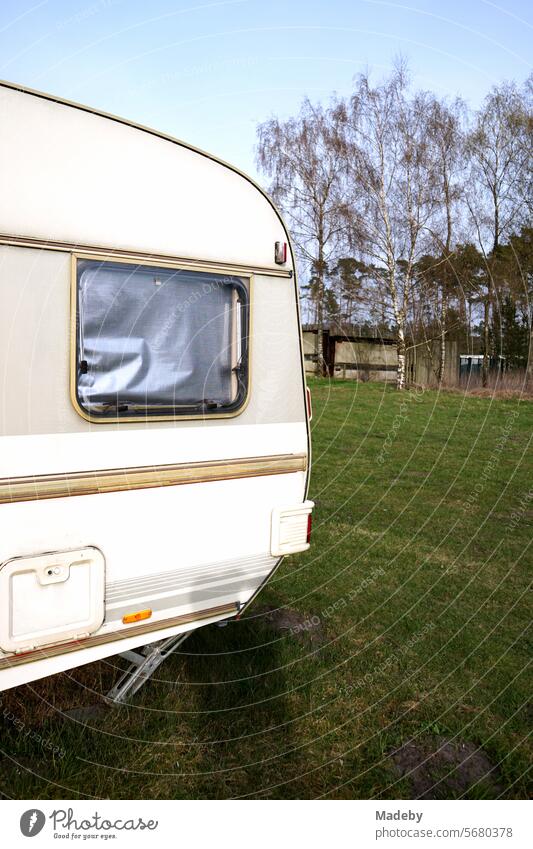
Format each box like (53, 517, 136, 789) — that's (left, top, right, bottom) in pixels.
(459, 354, 505, 380)
(303, 325, 462, 385)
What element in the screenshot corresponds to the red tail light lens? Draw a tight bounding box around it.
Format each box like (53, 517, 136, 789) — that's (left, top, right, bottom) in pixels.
(306, 512, 313, 543)
(306, 386, 313, 420)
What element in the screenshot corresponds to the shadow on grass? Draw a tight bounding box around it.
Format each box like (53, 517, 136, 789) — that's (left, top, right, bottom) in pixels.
(0, 614, 305, 799)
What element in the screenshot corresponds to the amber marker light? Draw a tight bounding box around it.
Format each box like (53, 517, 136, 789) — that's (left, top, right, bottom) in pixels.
(122, 609, 152, 624)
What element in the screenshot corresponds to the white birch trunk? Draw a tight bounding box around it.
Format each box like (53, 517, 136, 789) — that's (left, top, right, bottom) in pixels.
(482, 292, 490, 388)
(397, 324, 407, 390)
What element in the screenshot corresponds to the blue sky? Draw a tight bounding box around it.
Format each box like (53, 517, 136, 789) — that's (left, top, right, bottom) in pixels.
(1, 0, 531, 179)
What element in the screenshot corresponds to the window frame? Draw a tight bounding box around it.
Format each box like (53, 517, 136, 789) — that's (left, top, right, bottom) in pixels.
(70, 253, 252, 423)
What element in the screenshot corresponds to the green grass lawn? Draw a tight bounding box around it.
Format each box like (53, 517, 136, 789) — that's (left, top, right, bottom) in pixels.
(1, 380, 531, 799)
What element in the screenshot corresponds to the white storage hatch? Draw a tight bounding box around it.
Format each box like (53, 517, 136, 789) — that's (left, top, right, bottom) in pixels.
(0, 547, 105, 653)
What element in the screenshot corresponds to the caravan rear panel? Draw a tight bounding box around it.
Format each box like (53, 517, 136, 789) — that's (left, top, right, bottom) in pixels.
(0, 82, 311, 691)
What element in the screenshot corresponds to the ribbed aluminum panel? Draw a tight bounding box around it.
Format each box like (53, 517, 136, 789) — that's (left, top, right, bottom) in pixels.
(105, 552, 276, 613)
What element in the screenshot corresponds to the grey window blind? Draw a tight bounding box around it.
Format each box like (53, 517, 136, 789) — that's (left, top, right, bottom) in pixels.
(76, 259, 248, 418)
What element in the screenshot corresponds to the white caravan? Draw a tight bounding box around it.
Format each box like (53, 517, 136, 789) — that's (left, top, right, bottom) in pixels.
(0, 81, 312, 696)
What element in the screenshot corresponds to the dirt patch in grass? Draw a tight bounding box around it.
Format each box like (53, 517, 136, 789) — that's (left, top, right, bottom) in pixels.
(250, 605, 327, 648)
(389, 737, 502, 799)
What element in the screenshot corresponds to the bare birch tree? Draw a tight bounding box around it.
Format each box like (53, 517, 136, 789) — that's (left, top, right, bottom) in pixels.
(338, 65, 439, 389)
(256, 100, 346, 375)
(465, 79, 532, 385)
(425, 96, 465, 383)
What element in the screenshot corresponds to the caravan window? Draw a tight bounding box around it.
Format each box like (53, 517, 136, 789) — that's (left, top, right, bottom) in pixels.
(74, 258, 249, 419)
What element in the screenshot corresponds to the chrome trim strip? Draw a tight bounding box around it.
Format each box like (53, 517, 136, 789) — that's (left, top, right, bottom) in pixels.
(0, 453, 307, 504)
(0, 234, 293, 278)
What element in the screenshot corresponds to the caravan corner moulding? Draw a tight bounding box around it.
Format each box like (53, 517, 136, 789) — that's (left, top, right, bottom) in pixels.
(0, 80, 312, 692)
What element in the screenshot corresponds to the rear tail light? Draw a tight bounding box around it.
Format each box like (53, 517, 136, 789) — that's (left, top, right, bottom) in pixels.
(306, 512, 312, 544)
(306, 386, 312, 420)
